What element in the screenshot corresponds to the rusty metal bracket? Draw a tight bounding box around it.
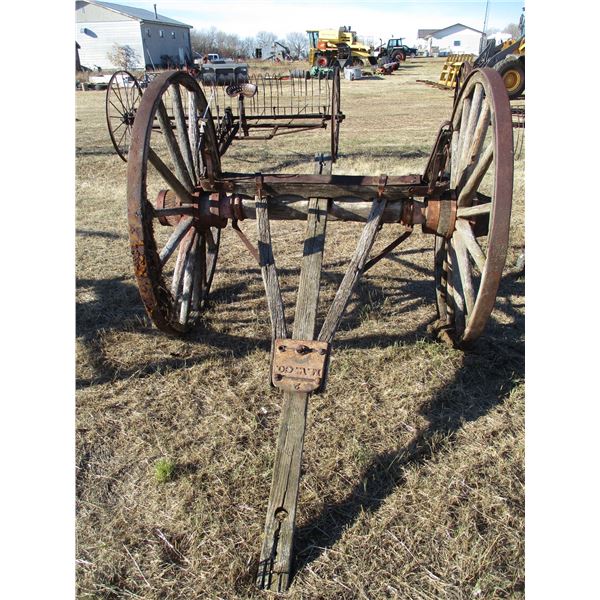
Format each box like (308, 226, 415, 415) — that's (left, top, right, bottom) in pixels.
(231, 219, 260, 264)
(271, 339, 330, 393)
(377, 174, 388, 200)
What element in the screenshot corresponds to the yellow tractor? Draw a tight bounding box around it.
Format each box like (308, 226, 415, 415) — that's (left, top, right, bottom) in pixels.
(307, 27, 377, 69)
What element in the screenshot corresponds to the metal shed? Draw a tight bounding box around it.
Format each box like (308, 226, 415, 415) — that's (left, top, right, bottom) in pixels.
(75, 1, 193, 70)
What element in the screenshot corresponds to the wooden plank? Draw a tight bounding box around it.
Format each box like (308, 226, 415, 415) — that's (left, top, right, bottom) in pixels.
(256, 197, 287, 340)
(257, 157, 330, 592)
(222, 172, 424, 202)
(236, 196, 406, 223)
(318, 196, 388, 344)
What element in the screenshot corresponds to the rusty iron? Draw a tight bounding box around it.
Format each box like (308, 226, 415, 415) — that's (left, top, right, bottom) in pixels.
(422, 190, 458, 238)
(271, 339, 330, 393)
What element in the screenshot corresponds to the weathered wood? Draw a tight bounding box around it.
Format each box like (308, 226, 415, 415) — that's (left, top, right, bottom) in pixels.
(458, 83, 484, 180)
(455, 219, 486, 272)
(156, 99, 195, 192)
(453, 231, 475, 316)
(456, 203, 491, 218)
(457, 142, 493, 208)
(159, 216, 193, 266)
(448, 240, 466, 335)
(179, 230, 198, 324)
(223, 173, 424, 202)
(148, 148, 196, 206)
(236, 195, 406, 223)
(170, 84, 195, 184)
(188, 91, 200, 181)
(257, 158, 331, 592)
(256, 198, 287, 340)
(170, 229, 193, 297)
(318, 196, 388, 343)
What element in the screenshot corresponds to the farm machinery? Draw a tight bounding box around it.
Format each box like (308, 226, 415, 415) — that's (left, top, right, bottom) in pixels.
(106, 65, 516, 591)
(106, 67, 343, 163)
(376, 38, 419, 64)
(307, 26, 378, 71)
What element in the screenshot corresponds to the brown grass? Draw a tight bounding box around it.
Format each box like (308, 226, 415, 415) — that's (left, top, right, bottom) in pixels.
(76, 58, 524, 599)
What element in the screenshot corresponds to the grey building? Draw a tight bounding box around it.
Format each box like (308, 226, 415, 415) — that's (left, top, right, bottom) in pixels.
(75, 1, 193, 70)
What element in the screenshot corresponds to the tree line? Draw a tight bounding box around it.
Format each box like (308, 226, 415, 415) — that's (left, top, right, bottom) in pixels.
(190, 27, 308, 60)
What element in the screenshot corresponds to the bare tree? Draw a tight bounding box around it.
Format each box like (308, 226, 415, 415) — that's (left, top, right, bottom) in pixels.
(256, 31, 277, 50)
(285, 32, 308, 59)
(504, 22, 521, 38)
(107, 44, 140, 70)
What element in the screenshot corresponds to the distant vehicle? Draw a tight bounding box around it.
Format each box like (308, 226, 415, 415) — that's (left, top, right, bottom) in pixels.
(194, 53, 221, 66)
(375, 38, 418, 64)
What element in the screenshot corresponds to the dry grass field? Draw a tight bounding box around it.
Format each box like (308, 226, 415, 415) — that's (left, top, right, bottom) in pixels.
(76, 58, 524, 599)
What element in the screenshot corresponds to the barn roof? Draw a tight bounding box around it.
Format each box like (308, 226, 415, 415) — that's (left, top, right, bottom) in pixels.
(428, 23, 484, 38)
(417, 29, 437, 39)
(84, 1, 193, 28)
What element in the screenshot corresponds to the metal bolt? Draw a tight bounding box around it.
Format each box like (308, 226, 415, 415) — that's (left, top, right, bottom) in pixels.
(296, 345, 310, 354)
(274, 374, 283, 381)
(278, 345, 286, 352)
(319, 348, 327, 355)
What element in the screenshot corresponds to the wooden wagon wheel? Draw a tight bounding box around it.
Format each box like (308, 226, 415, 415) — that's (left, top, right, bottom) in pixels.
(433, 68, 513, 345)
(106, 70, 143, 162)
(330, 66, 341, 161)
(127, 71, 222, 335)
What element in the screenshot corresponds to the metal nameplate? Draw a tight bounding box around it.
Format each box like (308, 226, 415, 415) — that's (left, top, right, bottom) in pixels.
(271, 339, 330, 393)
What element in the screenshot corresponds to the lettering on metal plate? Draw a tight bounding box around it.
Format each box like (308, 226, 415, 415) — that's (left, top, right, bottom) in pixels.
(271, 339, 330, 393)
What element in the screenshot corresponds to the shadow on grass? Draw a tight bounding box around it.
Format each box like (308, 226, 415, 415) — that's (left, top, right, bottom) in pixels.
(292, 274, 524, 583)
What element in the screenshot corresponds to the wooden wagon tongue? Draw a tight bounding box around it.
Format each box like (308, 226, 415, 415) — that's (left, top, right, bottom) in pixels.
(253, 156, 401, 591)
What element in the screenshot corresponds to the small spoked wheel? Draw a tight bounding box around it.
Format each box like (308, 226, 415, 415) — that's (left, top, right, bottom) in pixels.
(127, 71, 222, 335)
(106, 70, 143, 162)
(434, 68, 513, 345)
(330, 67, 341, 161)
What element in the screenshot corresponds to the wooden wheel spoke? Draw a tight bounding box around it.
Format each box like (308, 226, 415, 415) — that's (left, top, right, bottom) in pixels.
(457, 83, 484, 181)
(456, 203, 491, 218)
(191, 233, 205, 309)
(457, 100, 491, 192)
(171, 84, 195, 184)
(148, 148, 196, 205)
(455, 219, 487, 272)
(179, 230, 199, 324)
(456, 96, 472, 179)
(188, 91, 200, 180)
(448, 241, 465, 335)
(457, 141, 493, 207)
(156, 99, 195, 192)
(453, 233, 475, 316)
(159, 216, 194, 266)
(170, 229, 193, 297)
(450, 130, 460, 188)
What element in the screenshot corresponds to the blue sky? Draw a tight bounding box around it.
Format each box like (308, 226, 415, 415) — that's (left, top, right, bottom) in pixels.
(119, 1, 524, 43)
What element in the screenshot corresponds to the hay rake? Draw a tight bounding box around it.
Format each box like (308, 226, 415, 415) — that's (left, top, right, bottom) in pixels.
(105, 68, 343, 163)
(122, 67, 514, 591)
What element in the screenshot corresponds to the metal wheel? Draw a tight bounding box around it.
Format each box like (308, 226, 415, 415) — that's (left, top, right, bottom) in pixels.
(106, 70, 143, 162)
(433, 68, 513, 345)
(330, 67, 341, 161)
(127, 71, 222, 335)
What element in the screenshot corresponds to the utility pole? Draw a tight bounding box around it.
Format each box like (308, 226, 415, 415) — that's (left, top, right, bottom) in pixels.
(480, 0, 490, 53)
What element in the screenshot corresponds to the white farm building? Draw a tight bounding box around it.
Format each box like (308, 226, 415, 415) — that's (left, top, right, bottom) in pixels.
(418, 23, 484, 56)
(75, 1, 193, 70)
